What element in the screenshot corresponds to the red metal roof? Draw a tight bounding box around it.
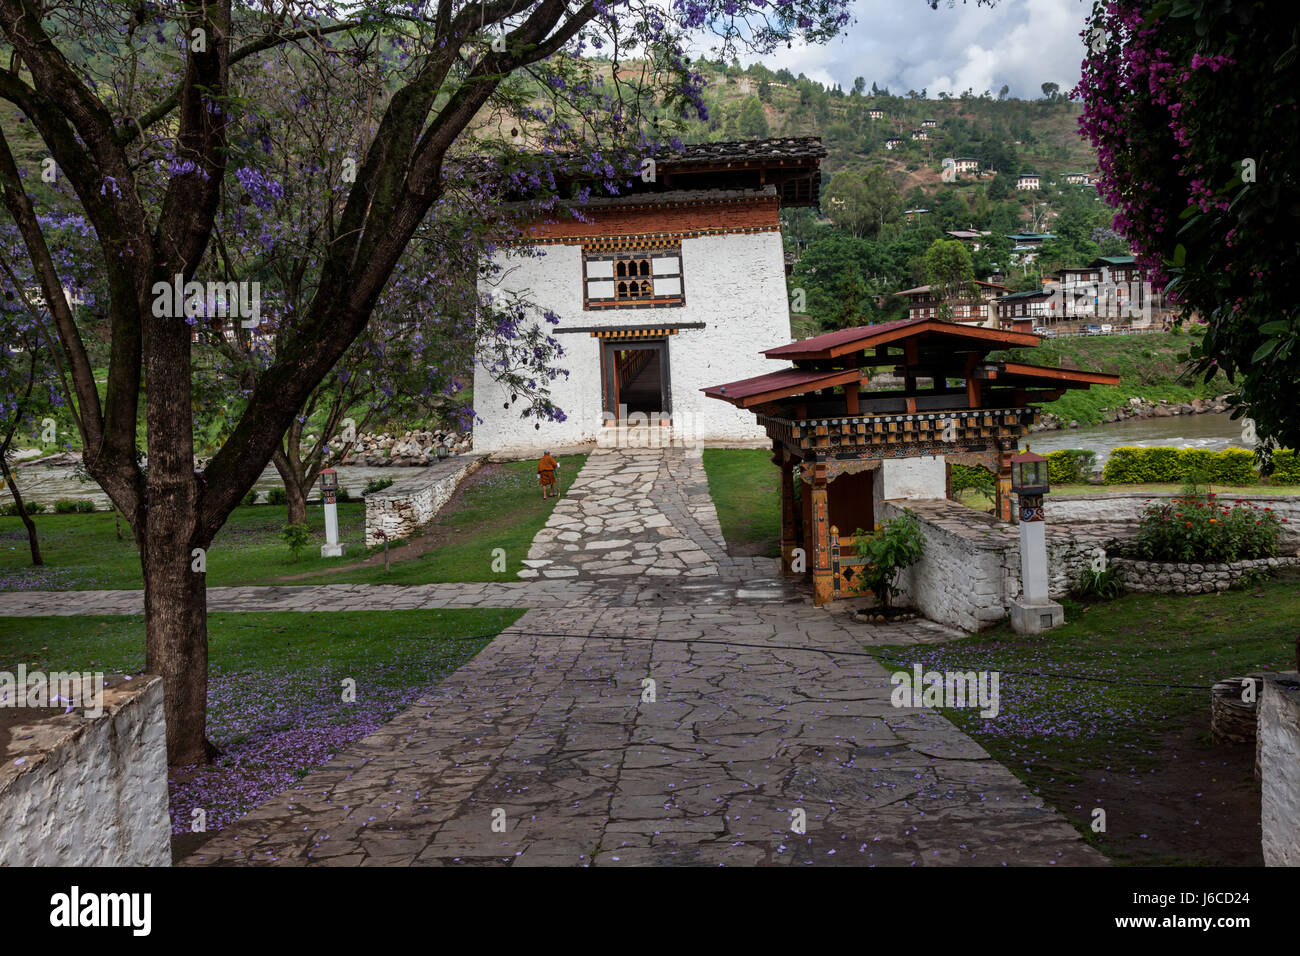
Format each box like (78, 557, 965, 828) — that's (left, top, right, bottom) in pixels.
(762, 318, 1039, 360)
(701, 366, 861, 407)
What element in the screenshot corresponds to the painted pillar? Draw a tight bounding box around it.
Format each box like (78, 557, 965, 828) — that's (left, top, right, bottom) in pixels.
(995, 445, 1014, 522)
(779, 453, 797, 574)
(1018, 494, 1048, 603)
(320, 468, 345, 559)
(812, 464, 833, 605)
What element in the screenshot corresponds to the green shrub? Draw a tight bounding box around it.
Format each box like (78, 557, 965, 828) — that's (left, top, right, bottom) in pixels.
(1075, 563, 1125, 600)
(1047, 449, 1097, 485)
(280, 523, 312, 561)
(1206, 448, 1256, 485)
(1104, 445, 1261, 485)
(337, 486, 352, 503)
(950, 464, 994, 503)
(363, 477, 395, 496)
(241, 490, 260, 506)
(266, 488, 287, 506)
(1124, 492, 1283, 562)
(75, 499, 95, 513)
(1269, 449, 1300, 484)
(53, 498, 79, 514)
(24, 501, 44, 515)
(852, 510, 926, 610)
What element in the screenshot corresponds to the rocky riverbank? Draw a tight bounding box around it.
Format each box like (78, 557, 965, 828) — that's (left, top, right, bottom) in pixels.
(1030, 394, 1231, 433)
(338, 429, 472, 467)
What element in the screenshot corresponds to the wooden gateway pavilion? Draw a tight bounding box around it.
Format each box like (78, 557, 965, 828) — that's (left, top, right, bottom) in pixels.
(702, 317, 1120, 605)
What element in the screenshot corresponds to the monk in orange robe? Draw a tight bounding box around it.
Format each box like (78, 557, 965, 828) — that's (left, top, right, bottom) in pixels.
(537, 451, 559, 499)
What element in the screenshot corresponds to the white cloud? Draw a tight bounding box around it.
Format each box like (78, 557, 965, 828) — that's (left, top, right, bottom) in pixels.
(728, 0, 1092, 99)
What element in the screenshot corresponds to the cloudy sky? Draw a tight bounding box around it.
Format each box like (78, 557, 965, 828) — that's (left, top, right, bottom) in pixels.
(735, 0, 1094, 100)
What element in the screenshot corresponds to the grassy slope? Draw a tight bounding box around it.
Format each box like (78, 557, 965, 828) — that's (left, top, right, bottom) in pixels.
(0, 456, 585, 590)
(869, 572, 1300, 864)
(990, 332, 1221, 425)
(701, 448, 781, 557)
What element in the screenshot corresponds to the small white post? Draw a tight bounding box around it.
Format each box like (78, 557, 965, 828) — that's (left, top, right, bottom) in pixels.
(320, 468, 345, 558)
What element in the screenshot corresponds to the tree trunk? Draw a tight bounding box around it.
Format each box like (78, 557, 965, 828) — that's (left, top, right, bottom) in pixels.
(272, 449, 309, 526)
(141, 520, 211, 768)
(0, 457, 41, 565)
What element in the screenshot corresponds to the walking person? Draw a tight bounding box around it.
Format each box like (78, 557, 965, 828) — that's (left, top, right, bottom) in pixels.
(538, 450, 560, 500)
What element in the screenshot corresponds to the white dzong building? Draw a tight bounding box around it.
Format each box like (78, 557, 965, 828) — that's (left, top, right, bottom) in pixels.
(472, 138, 825, 454)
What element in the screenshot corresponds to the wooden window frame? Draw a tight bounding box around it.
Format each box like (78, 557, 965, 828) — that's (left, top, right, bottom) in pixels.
(583, 244, 685, 311)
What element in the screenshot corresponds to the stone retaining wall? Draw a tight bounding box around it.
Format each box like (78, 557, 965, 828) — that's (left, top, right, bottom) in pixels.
(876, 499, 1120, 632)
(1260, 673, 1300, 867)
(0, 675, 170, 866)
(1111, 555, 1300, 593)
(364, 453, 485, 547)
(1047, 492, 1300, 534)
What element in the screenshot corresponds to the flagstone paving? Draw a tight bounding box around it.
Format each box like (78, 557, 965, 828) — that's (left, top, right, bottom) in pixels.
(518, 446, 736, 581)
(1, 445, 1105, 866)
(178, 603, 1102, 866)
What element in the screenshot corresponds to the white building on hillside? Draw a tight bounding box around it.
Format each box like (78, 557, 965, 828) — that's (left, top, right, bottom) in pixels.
(472, 138, 826, 454)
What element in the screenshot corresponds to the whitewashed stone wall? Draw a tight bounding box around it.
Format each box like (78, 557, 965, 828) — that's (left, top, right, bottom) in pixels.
(0, 676, 170, 866)
(873, 456, 947, 503)
(1048, 492, 1300, 529)
(365, 454, 484, 547)
(876, 498, 1122, 632)
(1260, 673, 1300, 867)
(1112, 555, 1300, 593)
(473, 203, 791, 454)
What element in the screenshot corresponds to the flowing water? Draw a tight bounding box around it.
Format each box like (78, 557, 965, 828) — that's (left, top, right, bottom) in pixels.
(1021, 412, 1250, 468)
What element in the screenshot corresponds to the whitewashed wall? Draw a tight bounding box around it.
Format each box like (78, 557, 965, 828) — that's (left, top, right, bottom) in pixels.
(1260, 673, 1300, 866)
(0, 676, 171, 866)
(474, 229, 790, 453)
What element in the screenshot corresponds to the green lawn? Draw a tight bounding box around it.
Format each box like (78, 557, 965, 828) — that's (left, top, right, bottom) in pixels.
(701, 448, 781, 557)
(0, 455, 585, 590)
(868, 571, 1300, 865)
(0, 608, 522, 835)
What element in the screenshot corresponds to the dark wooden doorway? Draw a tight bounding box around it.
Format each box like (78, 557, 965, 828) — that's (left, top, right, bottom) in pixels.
(601, 338, 671, 421)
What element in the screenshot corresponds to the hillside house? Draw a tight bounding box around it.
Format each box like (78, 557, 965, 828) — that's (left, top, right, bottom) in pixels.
(1016, 173, 1041, 190)
(953, 157, 979, 175)
(472, 138, 825, 453)
(946, 228, 990, 251)
(1063, 172, 1092, 185)
(903, 208, 930, 222)
(885, 137, 903, 150)
(994, 288, 1057, 331)
(911, 129, 928, 141)
(921, 118, 937, 129)
(868, 108, 885, 120)
(895, 279, 1013, 327)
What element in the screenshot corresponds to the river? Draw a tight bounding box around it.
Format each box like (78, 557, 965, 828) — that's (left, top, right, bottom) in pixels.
(1024, 412, 1250, 467)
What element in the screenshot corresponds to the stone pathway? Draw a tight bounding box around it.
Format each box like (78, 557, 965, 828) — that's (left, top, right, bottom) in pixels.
(1, 445, 1105, 866)
(180, 604, 1102, 866)
(519, 447, 739, 581)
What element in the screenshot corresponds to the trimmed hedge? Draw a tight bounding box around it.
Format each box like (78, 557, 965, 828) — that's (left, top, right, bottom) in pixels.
(1046, 449, 1098, 484)
(1103, 446, 1262, 485)
(1268, 449, 1300, 485)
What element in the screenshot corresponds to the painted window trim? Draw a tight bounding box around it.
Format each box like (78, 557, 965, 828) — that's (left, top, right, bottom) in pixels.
(583, 244, 685, 311)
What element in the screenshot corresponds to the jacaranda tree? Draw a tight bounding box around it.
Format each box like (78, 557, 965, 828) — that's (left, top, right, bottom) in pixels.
(0, 0, 851, 767)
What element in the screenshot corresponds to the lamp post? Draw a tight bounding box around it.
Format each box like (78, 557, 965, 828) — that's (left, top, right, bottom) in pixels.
(319, 468, 345, 558)
(436, 442, 450, 461)
(1008, 447, 1064, 634)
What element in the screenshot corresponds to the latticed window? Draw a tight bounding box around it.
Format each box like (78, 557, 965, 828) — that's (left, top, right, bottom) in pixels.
(584, 244, 684, 310)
